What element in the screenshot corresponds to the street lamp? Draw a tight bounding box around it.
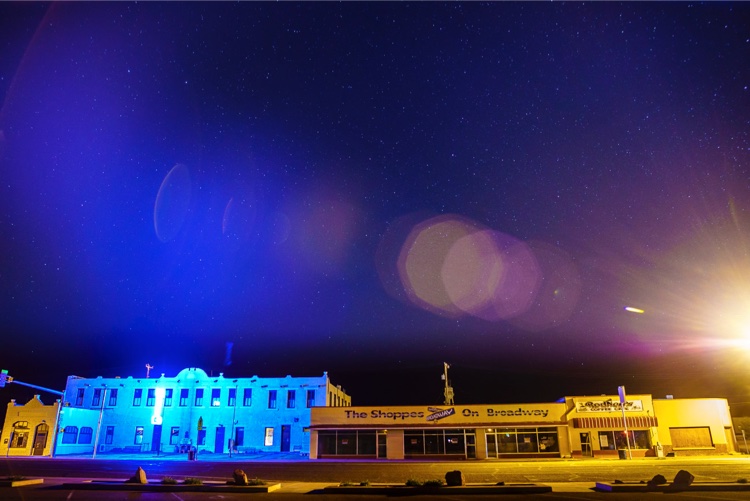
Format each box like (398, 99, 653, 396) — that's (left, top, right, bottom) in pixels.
(92, 385, 108, 459)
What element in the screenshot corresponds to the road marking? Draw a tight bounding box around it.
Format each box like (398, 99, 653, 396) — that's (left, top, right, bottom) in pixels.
(170, 493, 185, 501)
(66, 491, 75, 500)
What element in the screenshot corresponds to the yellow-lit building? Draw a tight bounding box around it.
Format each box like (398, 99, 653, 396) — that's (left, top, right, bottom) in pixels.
(309, 395, 735, 459)
(0, 395, 60, 457)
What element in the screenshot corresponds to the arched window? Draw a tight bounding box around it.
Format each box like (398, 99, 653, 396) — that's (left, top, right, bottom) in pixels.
(62, 426, 78, 444)
(78, 426, 93, 444)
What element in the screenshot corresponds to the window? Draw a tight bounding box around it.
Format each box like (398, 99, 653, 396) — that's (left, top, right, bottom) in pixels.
(485, 428, 559, 457)
(670, 427, 713, 449)
(76, 388, 85, 406)
(264, 427, 274, 446)
(228, 388, 236, 407)
(317, 430, 377, 456)
(598, 430, 650, 450)
(211, 388, 221, 406)
(133, 388, 142, 406)
(92, 388, 102, 407)
(10, 431, 28, 449)
(78, 427, 93, 444)
(108, 388, 118, 406)
(170, 427, 180, 445)
(104, 426, 114, 444)
(179, 389, 189, 406)
(146, 388, 155, 407)
(243, 388, 252, 406)
(306, 389, 316, 408)
(62, 426, 78, 444)
(268, 390, 277, 409)
(234, 427, 244, 447)
(195, 388, 204, 406)
(164, 388, 173, 406)
(287, 390, 296, 408)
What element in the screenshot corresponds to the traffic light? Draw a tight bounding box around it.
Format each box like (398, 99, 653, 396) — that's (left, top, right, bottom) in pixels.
(0, 369, 8, 388)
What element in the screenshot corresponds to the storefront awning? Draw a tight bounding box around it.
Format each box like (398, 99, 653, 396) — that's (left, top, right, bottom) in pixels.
(572, 416, 657, 428)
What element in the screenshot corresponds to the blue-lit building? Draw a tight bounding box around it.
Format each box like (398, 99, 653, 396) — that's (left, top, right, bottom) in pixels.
(54, 367, 351, 456)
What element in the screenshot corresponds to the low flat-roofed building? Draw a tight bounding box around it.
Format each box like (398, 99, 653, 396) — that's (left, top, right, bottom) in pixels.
(309, 394, 736, 459)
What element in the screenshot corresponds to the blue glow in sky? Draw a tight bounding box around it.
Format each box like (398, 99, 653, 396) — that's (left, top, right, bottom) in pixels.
(1, 2, 749, 410)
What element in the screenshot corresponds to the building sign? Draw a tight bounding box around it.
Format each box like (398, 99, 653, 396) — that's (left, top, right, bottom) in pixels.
(426, 407, 455, 421)
(312, 403, 565, 427)
(575, 398, 643, 413)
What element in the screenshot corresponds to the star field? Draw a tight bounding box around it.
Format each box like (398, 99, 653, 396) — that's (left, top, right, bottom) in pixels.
(0, 2, 749, 412)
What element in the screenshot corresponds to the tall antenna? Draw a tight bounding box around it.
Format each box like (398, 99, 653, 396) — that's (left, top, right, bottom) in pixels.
(442, 362, 454, 405)
(145, 364, 154, 378)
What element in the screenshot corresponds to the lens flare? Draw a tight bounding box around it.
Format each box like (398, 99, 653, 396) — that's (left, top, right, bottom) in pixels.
(154, 163, 191, 242)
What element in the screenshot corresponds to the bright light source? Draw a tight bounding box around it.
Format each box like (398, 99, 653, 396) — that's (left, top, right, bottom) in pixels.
(625, 306, 645, 314)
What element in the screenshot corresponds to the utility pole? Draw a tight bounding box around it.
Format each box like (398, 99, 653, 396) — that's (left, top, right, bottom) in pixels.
(145, 364, 154, 378)
(442, 362, 454, 405)
(92, 386, 108, 459)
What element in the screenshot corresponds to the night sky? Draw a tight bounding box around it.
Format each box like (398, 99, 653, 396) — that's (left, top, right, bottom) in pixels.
(1, 2, 749, 420)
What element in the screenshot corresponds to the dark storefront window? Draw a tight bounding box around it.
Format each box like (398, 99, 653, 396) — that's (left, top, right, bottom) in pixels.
(598, 430, 650, 450)
(486, 427, 559, 456)
(317, 430, 377, 456)
(404, 429, 470, 456)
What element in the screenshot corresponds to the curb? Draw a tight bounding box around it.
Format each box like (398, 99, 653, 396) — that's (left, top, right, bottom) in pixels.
(595, 481, 750, 492)
(324, 483, 552, 495)
(59, 480, 281, 492)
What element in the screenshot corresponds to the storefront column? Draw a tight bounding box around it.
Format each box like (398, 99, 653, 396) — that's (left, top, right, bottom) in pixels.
(474, 429, 487, 459)
(557, 426, 571, 458)
(386, 429, 404, 460)
(309, 431, 318, 459)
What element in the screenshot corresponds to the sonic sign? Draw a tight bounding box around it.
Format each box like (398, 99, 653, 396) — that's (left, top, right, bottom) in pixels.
(574, 398, 644, 413)
(312, 403, 565, 427)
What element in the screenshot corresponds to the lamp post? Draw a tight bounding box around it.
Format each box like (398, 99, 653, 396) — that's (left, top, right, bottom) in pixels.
(618, 386, 632, 460)
(92, 386, 107, 459)
(229, 385, 237, 458)
(442, 362, 454, 405)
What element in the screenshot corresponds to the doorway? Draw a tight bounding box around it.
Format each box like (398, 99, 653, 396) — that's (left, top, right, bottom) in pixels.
(151, 424, 162, 453)
(215, 426, 225, 454)
(377, 431, 387, 458)
(280, 425, 291, 452)
(580, 432, 593, 457)
(32, 423, 48, 456)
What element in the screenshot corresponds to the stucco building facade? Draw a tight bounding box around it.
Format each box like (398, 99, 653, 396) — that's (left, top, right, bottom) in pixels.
(309, 394, 736, 460)
(54, 367, 350, 456)
(0, 395, 59, 457)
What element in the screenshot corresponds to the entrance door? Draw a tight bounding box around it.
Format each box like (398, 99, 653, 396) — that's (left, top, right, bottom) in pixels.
(580, 432, 593, 457)
(32, 423, 48, 456)
(465, 432, 476, 459)
(280, 425, 291, 452)
(151, 424, 162, 453)
(377, 431, 387, 458)
(215, 426, 225, 454)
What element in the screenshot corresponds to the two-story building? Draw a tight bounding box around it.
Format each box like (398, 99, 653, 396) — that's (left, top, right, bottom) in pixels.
(54, 367, 350, 456)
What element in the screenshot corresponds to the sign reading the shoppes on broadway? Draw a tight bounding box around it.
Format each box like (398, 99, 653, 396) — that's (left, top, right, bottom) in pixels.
(311, 403, 567, 426)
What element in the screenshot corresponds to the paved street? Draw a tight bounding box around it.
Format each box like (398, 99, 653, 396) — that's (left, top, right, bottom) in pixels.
(3, 455, 750, 499)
